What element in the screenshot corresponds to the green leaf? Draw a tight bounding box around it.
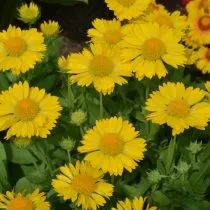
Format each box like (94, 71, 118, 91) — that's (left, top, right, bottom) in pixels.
(0, 72, 10, 91)
(165, 138, 176, 174)
(4, 143, 37, 164)
(152, 191, 171, 206)
(15, 177, 35, 194)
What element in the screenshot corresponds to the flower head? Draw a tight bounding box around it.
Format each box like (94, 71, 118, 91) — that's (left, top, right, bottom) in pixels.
(17, 2, 40, 23)
(122, 23, 186, 80)
(40, 20, 60, 37)
(146, 82, 210, 135)
(52, 160, 114, 210)
(0, 189, 50, 210)
(112, 196, 158, 210)
(0, 25, 46, 74)
(0, 81, 62, 139)
(105, 0, 150, 20)
(88, 18, 127, 46)
(195, 46, 210, 73)
(68, 42, 132, 95)
(78, 117, 147, 176)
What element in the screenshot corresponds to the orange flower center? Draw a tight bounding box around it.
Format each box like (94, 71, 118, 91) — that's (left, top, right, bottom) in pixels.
(168, 99, 190, 117)
(71, 174, 96, 195)
(142, 38, 166, 60)
(104, 29, 122, 44)
(206, 49, 210, 60)
(7, 195, 33, 210)
(100, 133, 124, 155)
(5, 37, 27, 57)
(89, 55, 114, 77)
(198, 15, 210, 30)
(117, 0, 135, 7)
(15, 99, 39, 121)
(155, 14, 173, 28)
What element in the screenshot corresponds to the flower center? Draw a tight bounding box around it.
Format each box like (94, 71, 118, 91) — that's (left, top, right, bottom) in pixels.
(168, 99, 190, 117)
(7, 195, 33, 210)
(89, 55, 114, 77)
(198, 15, 210, 30)
(71, 174, 96, 195)
(206, 49, 210, 60)
(142, 38, 166, 60)
(100, 133, 124, 155)
(104, 30, 122, 44)
(117, 0, 135, 7)
(15, 99, 39, 121)
(5, 37, 27, 57)
(155, 14, 173, 28)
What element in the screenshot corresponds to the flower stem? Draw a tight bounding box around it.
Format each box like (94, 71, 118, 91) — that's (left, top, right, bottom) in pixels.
(67, 150, 71, 163)
(99, 92, 103, 119)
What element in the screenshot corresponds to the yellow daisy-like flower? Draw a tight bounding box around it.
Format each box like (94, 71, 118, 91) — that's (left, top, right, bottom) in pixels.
(105, 0, 150, 20)
(68, 42, 132, 95)
(187, 0, 210, 16)
(182, 34, 200, 49)
(58, 55, 71, 71)
(88, 18, 127, 46)
(112, 196, 157, 210)
(122, 23, 186, 80)
(195, 46, 210, 73)
(78, 117, 147, 176)
(144, 10, 187, 37)
(185, 48, 198, 65)
(40, 20, 60, 37)
(0, 81, 62, 139)
(0, 189, 50, 210)
(17, 2, 40, 23)
(0, 25, 46, 75)
(146, 82, 210, 136)
(188, 11, 210, 44)
(52, 160, 114, 210)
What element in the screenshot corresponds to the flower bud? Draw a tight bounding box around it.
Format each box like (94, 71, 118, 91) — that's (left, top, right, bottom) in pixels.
(71, 110, 86, 126)
(186, 141, 202, 154)
(13, 137, 32, 148)
(60, 137, 75, 152)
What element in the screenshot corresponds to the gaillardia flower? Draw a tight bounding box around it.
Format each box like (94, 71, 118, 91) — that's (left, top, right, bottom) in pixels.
(17, 2, 40, 23)
(187, 0, 210, 16)
(0, 189, 50, 210)
(68, 42, 132, 95)
(0, 81, 62, 139)
(88, 18, 127, 46)
(105, 0, 150, 20)
(146, 82, 210, 135)
(188, 11, 210, 44)
(195, 46, 210, 73)
(52, 160, 113, 210)
(78, 117, 146, 176)
(0, 25, 46, 74)
(144, 10, 187, 37)
(40, 20, 60, 37)
(122, 23, 186, 80)
(112, 196, 157, 210)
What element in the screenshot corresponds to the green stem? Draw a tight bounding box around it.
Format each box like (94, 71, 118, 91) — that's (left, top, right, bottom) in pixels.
(79, 126, 84, 136)
(67, 76, 73, 117)
(99, 92, 103, 119)
(67, 150, 71, 163)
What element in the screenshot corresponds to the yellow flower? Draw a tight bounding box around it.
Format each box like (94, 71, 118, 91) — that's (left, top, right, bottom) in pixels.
(0, 81, 62, 139)
(58, 55, 71, 71)
(187, 0, 210, 16)
(195, 46, 210, 73)
(17, 2, 40, 23)
(112, 196, 157, 210)
(0, 189, 50, 210)
(78, 117, 146, 176)
(185, 48, 198, 65)
(52, 160, 113, 210)
(182, 34, 200, 49)
(68, 42, 132, 95)
(143, 10, 187, 37)
(146, 0, 165, 13)
(88, 18, 127, 46)
(146, 82, 210, 136)
(105, 0, 150, 20)
(122, 23, 186, 80)
(40, 20, 60, 37)
(0, 25, 46, 75)
(188, 11, 210, 44)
